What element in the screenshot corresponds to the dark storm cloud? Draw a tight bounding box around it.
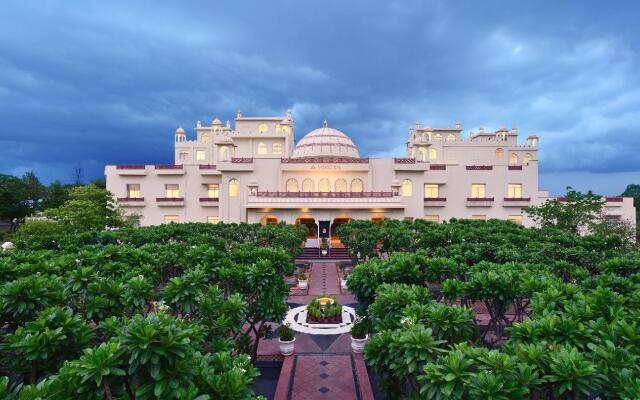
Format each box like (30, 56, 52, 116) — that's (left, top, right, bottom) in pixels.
(0, 0, 639, 193)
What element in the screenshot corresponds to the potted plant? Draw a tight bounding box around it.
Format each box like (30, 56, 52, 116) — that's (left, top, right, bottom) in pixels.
(278, 323, 295, 356)
(298, 272, 308, 289)
(321, 238, 329, 256)
(350, 317, 369, 353)
(341, 273, 349, 290)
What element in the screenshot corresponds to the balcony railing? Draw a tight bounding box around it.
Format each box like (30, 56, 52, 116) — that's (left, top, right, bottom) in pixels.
(116, 165, 145, 170)
(199, 164, 217, 170)
(156, 197, 185, 202)
(467, 197, 494, 201)
(605, 197, 623, 202)
(424, 197, 447, 201)
(466, 165, 493, 170)
(199, 197, 219, 202)
(255, 191, 394, 198)
(117, 197, 144, 201)
(231, 157, 253, 163)
(430, 164, 446, 170)
(504, 197, 531, 202)
(394, 158, 416, 164)
(508, 165, 523, 170)
(281, 157, 369, 164)
(155, 164, 183, 170)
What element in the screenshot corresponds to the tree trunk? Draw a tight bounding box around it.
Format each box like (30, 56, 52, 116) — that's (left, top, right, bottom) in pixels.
(29, 362, 37, 384)
(103, 376, 113, 400)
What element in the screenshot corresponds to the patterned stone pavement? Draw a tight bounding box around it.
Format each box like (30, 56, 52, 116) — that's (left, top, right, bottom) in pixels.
(308, 262, 340, 296)
(290, 355, 357, 399)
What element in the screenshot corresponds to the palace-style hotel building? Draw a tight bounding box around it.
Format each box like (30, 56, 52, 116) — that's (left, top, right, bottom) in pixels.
(105, 111, 636, 233)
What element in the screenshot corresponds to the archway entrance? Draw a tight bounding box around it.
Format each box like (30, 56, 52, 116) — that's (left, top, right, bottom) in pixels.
(295, 217, 318, 240)
(330, 217, 352, 247)
(260, 215, 279, 225)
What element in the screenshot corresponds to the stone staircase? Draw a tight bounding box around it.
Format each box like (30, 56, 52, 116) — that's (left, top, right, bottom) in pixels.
(296, 247, 351, 261)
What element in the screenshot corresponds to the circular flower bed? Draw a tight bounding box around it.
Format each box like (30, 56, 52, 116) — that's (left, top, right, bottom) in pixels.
(306, 296, 343, 324)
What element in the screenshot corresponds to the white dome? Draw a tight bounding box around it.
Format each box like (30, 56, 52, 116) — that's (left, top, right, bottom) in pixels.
(292, 121, 360, 158)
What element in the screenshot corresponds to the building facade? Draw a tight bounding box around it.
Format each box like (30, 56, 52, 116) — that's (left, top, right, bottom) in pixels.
(105, 111, 636, 235)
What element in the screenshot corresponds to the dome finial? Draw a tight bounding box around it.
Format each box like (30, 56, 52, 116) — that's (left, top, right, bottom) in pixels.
(323, 120, 328, 128)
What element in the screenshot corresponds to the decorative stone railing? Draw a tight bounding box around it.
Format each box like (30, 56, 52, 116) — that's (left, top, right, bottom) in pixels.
(116, 165, 145, 169)
(466, 165, 493, 170)
(156, 197, 185, 202)
(155, 164, 183, 169)
(394, 158, 416, 164)
(198, 164, 217, 169)
(281, 157, 369, 164)
(430, 164, 446, 170)
(504, 197, 531, 202)
(467, 197, 494, 201)
(508, 165, 523, 170)
(199, 197, 219, 202)
(503, 197, 531, 207)
(117, 197, 144, 202)
(231, 157, 253, 163)
(117, 197, 145, 207)
(255, 191, 394, 198)
(424, 197, 447, 201)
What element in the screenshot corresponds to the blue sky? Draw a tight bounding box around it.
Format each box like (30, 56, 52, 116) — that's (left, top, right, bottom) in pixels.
(1, 1, 639, 195)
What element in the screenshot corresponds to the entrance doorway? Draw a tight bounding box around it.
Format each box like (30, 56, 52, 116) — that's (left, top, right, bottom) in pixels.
(330, 217, 352, 247)
(295, 217, 318, 240)
(260, 215, 279, 225)
(318, 221, 330, 239)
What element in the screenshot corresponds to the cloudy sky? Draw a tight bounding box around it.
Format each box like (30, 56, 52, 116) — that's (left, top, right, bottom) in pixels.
(1, 1, 639, 195)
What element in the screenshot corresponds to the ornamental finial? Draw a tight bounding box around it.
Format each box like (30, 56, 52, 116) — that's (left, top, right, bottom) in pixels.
(323, 120, 328, 128)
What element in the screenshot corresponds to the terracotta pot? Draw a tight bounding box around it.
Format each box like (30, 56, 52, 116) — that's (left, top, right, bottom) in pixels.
(279, 337, 296, 356)
(351, 335, 369, 353)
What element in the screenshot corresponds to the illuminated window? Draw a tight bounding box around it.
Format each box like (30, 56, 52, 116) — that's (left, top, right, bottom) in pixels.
(418, 147, 427, 161)
(351, 178, 363, 192)
(508, 215, 523, 225)
(424, 215, 439, 223)
(196, 150, 206, 161)
(164, 215, 179, 224)
(165, 184, 179, 198)
(201, 133, 210, 142)
(401, 179, 412, 197)
(495, 148, 504, 158)
(424, 184, 439, 199)
(446, 133, 456, 142)
(335, 178, 347, 192)
(207, 216, 220, 224)
(509, 153, 518, 165)
(219, 146, 229, 161)
(179, 151, 189, 161)
(524, 153, 532, 164)
(207, 184, 219, 198)
(472, 215, 486, 221)
(507, 184, 522, 198)
(302, 178, 314, 192)
(272, 143, 283, 155)
(318, 178, 330, 193)
(127, 184, 140, 198)
(229, 179, 239, 197)
(428, 148, 437, 161)
(258, 123, 268, 133)
(434, 133, 442, 140)
(257, 142, 267, 155)
(471, 184, 486, 198)
(281, 125, 291, 133)
(286, 178, 299, 192)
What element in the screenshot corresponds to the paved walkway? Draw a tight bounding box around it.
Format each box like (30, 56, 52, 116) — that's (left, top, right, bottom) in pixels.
(308, 262, 340, 296)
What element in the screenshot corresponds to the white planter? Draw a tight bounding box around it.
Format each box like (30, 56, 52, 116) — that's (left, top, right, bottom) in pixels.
(321, 249, 328, 256)
(340, 279, 349, 290)
(351, 334, 369, 353)
(298, 280, 308, 289)
(279, 338, 296, 356)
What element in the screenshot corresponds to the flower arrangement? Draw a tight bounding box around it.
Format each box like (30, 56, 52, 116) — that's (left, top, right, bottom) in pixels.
(306, 296, 343, 324)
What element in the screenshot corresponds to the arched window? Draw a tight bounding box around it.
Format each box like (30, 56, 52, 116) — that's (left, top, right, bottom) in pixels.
(495, 148, 504, 158)
(272, 143, 283, 155)
(318, 178, 330, 193)
(524, 153, 532, 164)
(509, 153, 518, 165)
(428, 148, 437, 161)
(425, 132, 432, 141)
(201, 133, 210, 142)
(446, 133, 456, 141)
(286, 178, 299, 192)
(335, 178, 347, 192)
(258, 123, 268, 133)
(418, 147, 427, 161)
(229, 179, 239, 197)
(219, 146, 229, 161)
(434, 133, 442, 140)
(351, 178, 363, 192)
(302, 179, 314, 192)
(257, 142, 267, 155)
(402, 179, 413, 197)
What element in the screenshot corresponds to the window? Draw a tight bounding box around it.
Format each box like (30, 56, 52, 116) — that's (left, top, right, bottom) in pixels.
(196, 150, 206, 161)
(179, 151, 189, 161)
(524, 153, 532, 164)
(434, 133, 442, 140)
(229, 179, 239, 197)
(164, 215, 179, 224)
(302, 178, 314, 192)
(286, 178, 299, 192)
(335, 178, 347, 192)
(127, 184, 140, 198)
(401, 179, 412, 197)
(272, 143, 283, 155)
(207, 216, 220, 224)
(258, 123, 268, 133)
(472, 215, 486, 221)
(165, 184, 179, 198)
(508, 215, 523, 225)
(495, 148, 504, 158)
(446, 133, 456, 142)
(424, 184, 439, 198)
(605, 215, 622, 222)
(257, 142, 267, 155)
(219, 146, 229, 161)
(509, 153, 518, 165)
(471, 184, 486, 198)
(351, 178, 363, 192)
(424, 215, 439, 223)
(201, 133, 210, 143)
(281, 125, 291, 133)
(318, 178, 330, 193)
(418, 147, 427, 161)
(207, 184, 219, 198)
(428, 148, 437, 161)
(507, 184, 522, 198)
